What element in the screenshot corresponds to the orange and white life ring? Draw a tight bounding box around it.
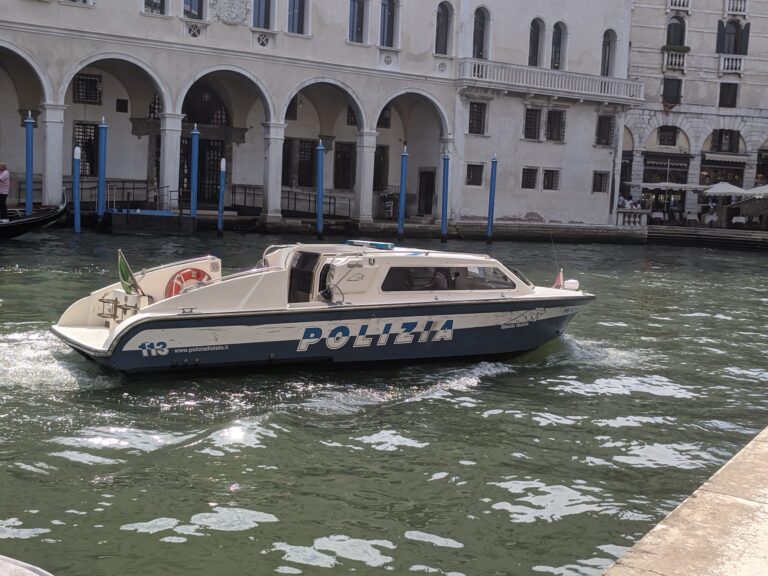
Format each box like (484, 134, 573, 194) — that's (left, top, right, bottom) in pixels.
(164, 268, 211, 298)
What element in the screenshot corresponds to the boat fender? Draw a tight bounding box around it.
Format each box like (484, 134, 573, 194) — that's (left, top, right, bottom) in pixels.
(563, 279, 580, 291)
(165, 268, 211, 298)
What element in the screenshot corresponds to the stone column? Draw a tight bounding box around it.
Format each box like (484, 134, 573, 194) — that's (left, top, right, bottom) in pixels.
(355, 130, 378, 223)
(41, 104, 66, 206)
(743, 151, 758, 189)
(159, 113, 184, 209)
(686, 152, 703, 210)
(542, 27, 553, 70)
(631, 150, 644, 201)
(262, 122, 286, 223)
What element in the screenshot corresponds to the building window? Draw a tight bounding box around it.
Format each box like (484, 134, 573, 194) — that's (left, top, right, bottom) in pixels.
(473, 8, 488, 59)
(663, 78, 682, 104)
(297, 139, 317, 187)
(468, 102, 487, 135)
(546, 110, 566, 142)
(521, 167, 538, 189)
(719, 83, 738, 108)
(377, 104, 391, 129)
(73, 123, 98, 176)
(658, 126, 678, 147)
(595, 115, 615, 147)
(466, 164, 484, 186)
(72, 74, 102, 105)
(184, 0, 203, 19)
(148, 93, 163, 118)
(524, 108, 542, 140)
(601, 30, 616, 77)
(529, 19, 543, 67)
(543, 169, 559, 191)
(717, 20, 750, 55)
(666, 16, 685, 46)
(592, 171, 610, 193)
(346, 105, 358, 127)
(380, 0, 396, 47)
(552, 22, 565, 70)
(334, 142, 356, 190)
(712, 129, 740, 153)
(349, 0, 365, 43)
(435, 2, 451, 55)
(373, 145, 389, 191)
(288, 0, 306, 34)
(254, 0, 271, 28)
(116, 98, 129, 113)
(144, 0, 165, 14)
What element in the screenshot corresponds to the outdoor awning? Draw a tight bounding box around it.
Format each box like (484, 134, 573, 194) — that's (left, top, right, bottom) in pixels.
(700, 182, 745, 196)
(634, 182, 702, 190)
(703, 152, 749, 163)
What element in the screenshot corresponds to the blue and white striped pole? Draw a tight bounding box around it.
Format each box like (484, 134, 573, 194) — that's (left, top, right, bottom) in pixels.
(96, 117, 108, 220)
(190, 124, 199, 218)
(24, 111, 34, 215)
(397, 147, 408, 241)
(440, 150, 450, 243)
(486, 154, 498, 244)
(217, 158, 226, 237)
(316, 140, 325, 240)
(73, 146, 81, 234)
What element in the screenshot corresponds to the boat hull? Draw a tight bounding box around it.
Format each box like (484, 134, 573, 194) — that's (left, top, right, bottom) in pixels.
(55, 297, 592, 374)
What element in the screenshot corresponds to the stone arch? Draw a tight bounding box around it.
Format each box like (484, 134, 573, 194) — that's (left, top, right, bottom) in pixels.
(176, 64, 275, 121)
(57, 52, 171, 112)
(373, 87, 451, 140)
(282, 77, 366, 131)
(0, 39, 53, 104)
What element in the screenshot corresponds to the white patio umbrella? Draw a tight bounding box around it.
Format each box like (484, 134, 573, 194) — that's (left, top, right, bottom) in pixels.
(740, 184, 768, 199)
(702, 182, 745, 196)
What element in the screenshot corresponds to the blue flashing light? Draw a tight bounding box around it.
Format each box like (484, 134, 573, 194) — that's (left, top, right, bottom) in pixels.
(346, 240, 395, 250)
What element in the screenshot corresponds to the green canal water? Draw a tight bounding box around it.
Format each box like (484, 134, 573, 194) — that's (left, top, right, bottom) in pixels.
(0, 230, 766, 576)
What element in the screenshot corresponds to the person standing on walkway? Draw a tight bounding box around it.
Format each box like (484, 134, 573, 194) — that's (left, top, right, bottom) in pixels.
(0, 163, 10, 223)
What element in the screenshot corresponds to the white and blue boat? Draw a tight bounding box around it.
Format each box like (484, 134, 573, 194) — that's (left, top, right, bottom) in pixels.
(51, 241, 594, 374)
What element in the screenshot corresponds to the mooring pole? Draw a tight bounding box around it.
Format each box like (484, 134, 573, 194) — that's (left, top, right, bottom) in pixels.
(316, 139, 325, 240)
(96, 117, 108, 221)
(190, 124, 200, 219)
(24, 111, 34, 215)
(397, 147, 408, 241)
(440, 150, 450, 243)
(73, 147, 81, 234)
(218, 158, 226, 237)
(486, 154, 498, 244)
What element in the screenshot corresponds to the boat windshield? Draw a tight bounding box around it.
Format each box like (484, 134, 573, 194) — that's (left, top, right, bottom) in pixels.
(511, 267, 535, 288)
(381, 266, 516, 292)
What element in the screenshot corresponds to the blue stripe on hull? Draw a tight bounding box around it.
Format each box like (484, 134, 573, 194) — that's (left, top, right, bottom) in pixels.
(101, 313, 578, 374)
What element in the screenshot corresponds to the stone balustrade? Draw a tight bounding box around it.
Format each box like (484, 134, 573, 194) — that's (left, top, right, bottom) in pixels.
(458, 59, 645, 105)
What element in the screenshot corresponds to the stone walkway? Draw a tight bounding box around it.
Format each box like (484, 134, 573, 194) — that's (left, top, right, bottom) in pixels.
(604, 427, 768, 575)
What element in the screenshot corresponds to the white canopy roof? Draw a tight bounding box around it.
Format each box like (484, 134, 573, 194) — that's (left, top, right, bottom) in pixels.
(701, 182, 746, 196)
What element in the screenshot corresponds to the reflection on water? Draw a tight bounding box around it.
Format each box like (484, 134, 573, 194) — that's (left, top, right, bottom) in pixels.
(0, 230, 767, 575)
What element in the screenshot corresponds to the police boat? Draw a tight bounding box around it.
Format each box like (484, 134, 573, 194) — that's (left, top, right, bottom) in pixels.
(51, 240, 594, 374)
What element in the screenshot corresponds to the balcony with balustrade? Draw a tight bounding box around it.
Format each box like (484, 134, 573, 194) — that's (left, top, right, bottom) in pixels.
(663, 49, 687, 72)
(725, 0, 748, 16)
(457, 59, 645, 105)
(667, 0, 691, 13)
(719, 54, 745, 74)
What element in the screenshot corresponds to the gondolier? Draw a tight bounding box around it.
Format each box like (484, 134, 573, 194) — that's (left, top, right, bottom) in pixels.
(0, 163, 9, 223)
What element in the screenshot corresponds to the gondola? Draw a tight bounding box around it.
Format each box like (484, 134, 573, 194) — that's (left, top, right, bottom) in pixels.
(0, 195, 67, 240)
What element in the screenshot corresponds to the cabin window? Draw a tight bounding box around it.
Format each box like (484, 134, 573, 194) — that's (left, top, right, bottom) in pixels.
(381, 266, 516, 292)
(289, 251, 320, 303)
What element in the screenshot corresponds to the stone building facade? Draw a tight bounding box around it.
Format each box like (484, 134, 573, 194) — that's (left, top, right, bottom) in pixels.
(625, 0, 768, 215)
(0, 0, 642, 226)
